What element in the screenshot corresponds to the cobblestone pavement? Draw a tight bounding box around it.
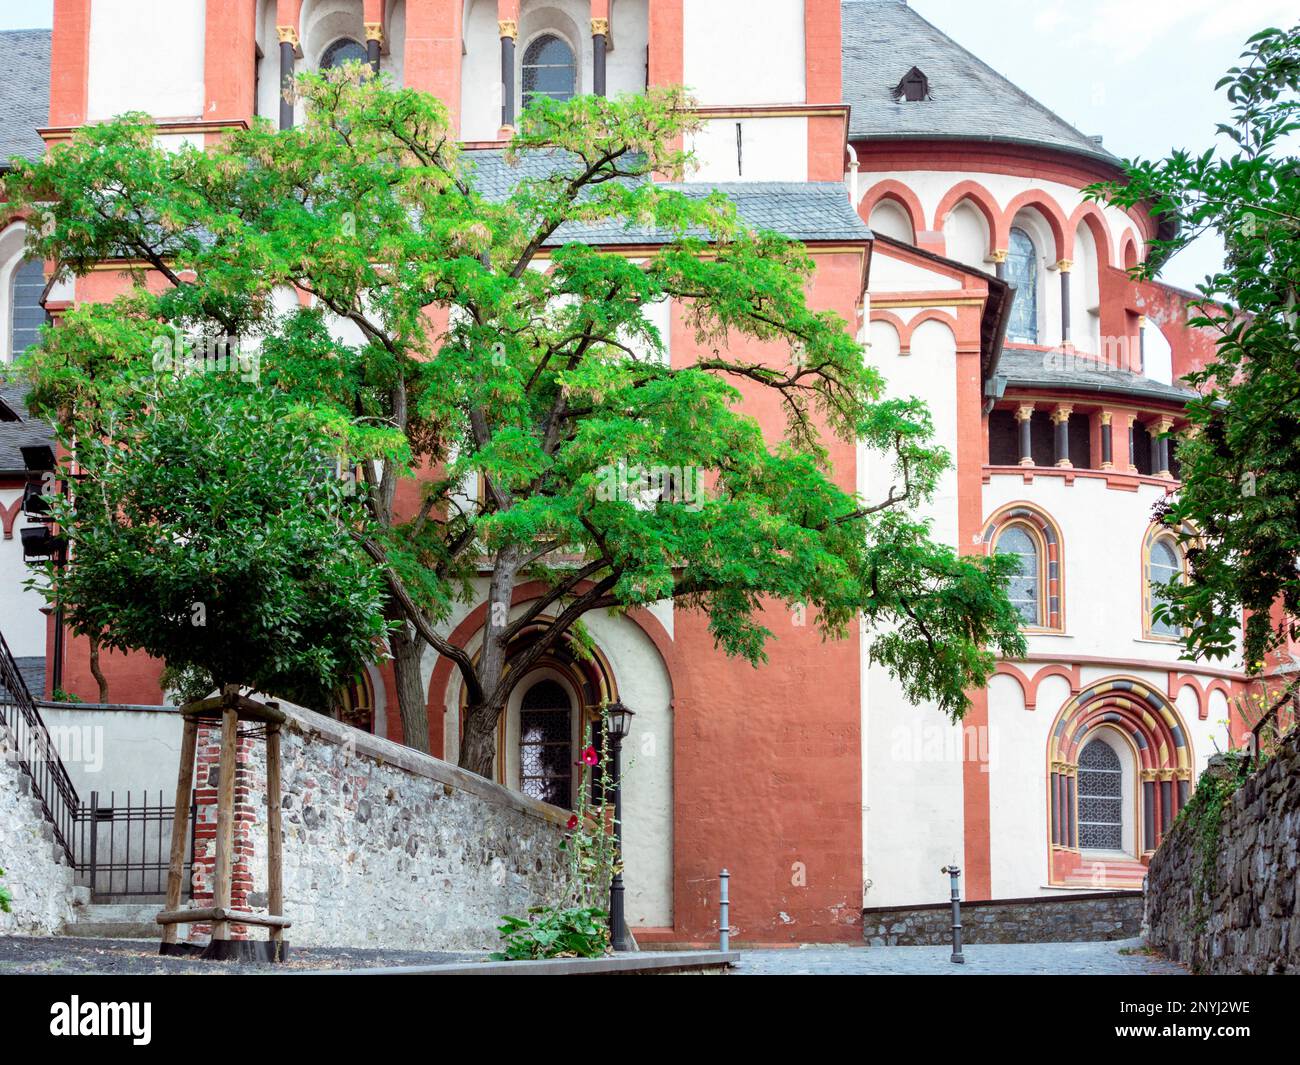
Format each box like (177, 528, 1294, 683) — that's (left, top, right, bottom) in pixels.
(734, 938, 1186, 975)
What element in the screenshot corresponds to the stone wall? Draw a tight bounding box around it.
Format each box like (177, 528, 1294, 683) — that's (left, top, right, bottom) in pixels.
(187, 702, 571, 953)
(1145, 734, 1300, 975)
(863, 891, 1143, 946)
(0, 728, 76, 935)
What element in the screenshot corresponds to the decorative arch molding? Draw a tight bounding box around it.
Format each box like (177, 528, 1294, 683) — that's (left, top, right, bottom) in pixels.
(425, 579, 677, 759)
(931, 180, 1000, 253)
(858, 179, 926, 239)
(868, 308, 958, 355)
(1066, 201, 1116, 267)
(1168, 672, 1232, 722)
(1046, 675, 1193, 884)
(982, 501, 1064, 632)
(998, 190, 1068, 261)
(1118, 228, 1140, 270)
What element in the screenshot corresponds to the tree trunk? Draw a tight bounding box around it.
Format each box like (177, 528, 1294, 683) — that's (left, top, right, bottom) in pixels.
(390, 621, 430, 753)
(460, 704, 502, 779)
(88, 634, 109, 704)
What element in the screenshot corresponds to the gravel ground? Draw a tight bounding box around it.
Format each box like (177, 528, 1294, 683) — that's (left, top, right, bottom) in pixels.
(0, 935, 480, 975)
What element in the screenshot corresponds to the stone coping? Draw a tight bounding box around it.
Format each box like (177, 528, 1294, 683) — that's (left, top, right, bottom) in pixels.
(38, 697, 569, 829)
(861, 889, 1141, 916)
(304, 950, 740, 976)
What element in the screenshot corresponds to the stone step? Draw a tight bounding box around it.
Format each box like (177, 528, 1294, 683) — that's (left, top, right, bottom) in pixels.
(63, 902, 165, 939)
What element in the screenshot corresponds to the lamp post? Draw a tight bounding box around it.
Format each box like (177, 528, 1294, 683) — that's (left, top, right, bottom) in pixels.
(605, 700, 635, 952)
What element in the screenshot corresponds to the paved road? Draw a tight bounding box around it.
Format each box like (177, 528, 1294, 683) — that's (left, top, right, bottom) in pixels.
(733, 938, 1186, 975)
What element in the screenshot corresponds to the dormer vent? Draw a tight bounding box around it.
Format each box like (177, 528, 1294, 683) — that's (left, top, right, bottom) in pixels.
(892, 66, 931, 102)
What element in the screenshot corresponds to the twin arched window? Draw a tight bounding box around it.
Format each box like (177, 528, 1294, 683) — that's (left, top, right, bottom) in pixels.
(522, 34, 576, 108)
(1005, 226, 1038, 343)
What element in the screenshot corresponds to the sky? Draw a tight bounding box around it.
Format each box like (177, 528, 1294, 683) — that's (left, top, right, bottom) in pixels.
(1, 0, 1290, 287)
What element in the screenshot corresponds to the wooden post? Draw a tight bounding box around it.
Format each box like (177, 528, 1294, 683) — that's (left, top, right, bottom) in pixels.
(210, 705, 239, 942)
(160, 716, 199, 947)
(266, 723, 284, 952)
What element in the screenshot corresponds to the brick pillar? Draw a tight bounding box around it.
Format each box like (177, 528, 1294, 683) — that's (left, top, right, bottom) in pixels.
(189, 722, 259, 943)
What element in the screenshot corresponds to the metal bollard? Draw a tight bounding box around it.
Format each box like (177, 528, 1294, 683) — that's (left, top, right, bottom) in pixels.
(719, 868, 730, 952)
(943, 865, 964, 964)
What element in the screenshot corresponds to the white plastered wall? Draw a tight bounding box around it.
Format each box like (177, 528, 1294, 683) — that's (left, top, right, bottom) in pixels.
(87, 0, 207, 121)
(682, 0, 805, 105)
(685, 117, 808, 183)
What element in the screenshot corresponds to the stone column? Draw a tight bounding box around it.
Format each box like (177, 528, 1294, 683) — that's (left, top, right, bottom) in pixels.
(499, 19, 518, 133)
(1142, 770, 1157, 851)
(1057, 259, 1073, 346)
(365, 22, 383, 75)
(1153, 415, 1174, 478)
(1137, 314, 1147, 373)
(277, 26, 299, 131)
(592, 17, 609, 96)
(1016, 403, 1034, 466)
(1052, 404, 1073, 468)
(1099, 410, 1114, 469)
(990, 248, 1007, 281)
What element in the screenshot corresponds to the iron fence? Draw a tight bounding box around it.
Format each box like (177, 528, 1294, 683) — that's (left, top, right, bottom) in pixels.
(75, 790, 195, 900)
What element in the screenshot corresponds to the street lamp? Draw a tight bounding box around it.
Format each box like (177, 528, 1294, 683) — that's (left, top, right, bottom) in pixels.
(605, 700, 635, 951)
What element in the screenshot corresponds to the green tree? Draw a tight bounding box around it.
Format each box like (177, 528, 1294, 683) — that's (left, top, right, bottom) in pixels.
(7, 67, 1024, 774)
(1091, 24, 1300, 669)
(32, 370, 389, 709)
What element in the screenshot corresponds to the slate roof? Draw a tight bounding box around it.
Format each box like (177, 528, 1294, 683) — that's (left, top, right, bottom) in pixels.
(841, 1, 1116, 166)
(0, 28, 51, 166)
(995, 348, 1200, 405)
(465, 150, 871, 245)
(0, 382, 56, 475)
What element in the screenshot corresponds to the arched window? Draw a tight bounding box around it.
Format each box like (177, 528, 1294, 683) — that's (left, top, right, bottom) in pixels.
(519, 678, 573, 806)
(334, 669, 376, 733)
(9, 257, 46, 359)
(1146, 536, 1183, 638)
(1005, 226, 1038, 343)
(995, 523, 1042, 627)
(1077, 738, 1123, 851)
(522, 34, 576, 108)
(321, 37, 367, 70)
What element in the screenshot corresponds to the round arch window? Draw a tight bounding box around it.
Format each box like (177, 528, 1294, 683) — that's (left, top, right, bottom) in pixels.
(321, 37, 368, 70)
(1005, 226, 1039, 343)
(1148, 537, 1182, 637)
(518, 678, 574, 806)
(995, 523, 1041, 626)
(522, 34, 576, 108)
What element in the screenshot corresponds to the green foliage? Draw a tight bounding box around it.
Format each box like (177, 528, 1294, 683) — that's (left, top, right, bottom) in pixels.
(5, 65, 1024, 759)
(49, 689, 83, 705)
(1089, 23, 1300, 669)
(29, 372, 390, 708)
(490, 905, 610, 961)
(559, 718, 620, 908)
(0, 867, 11, 914)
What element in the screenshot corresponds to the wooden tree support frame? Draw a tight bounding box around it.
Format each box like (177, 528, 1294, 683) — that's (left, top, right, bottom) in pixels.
(158, 685, 291, 962)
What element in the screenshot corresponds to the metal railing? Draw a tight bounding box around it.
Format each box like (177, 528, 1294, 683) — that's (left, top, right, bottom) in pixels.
(76, 790, 195, 900)
(0, 628, 80, 864)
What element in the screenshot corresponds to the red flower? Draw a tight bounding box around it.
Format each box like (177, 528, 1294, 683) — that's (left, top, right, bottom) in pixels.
(582, 746, 599, 766)
(566, 815, 579, 830)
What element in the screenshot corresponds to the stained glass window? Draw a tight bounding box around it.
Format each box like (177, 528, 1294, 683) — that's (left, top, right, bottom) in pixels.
(10, 258, 46, 359)
(1077, 739, 1123, 850)
(522, 34, 576, 108)
(519, 679, 572, 807)
(1006, 226, 1038, 343)
(996, 524, 1040, 626)
(321, 37, 367, 70)
(1148, 538, 1181, 637)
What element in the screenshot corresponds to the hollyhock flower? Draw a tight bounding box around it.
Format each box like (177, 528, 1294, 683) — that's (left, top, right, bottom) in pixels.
(567, 815, 579, 830)
(582, 746, 599, 766)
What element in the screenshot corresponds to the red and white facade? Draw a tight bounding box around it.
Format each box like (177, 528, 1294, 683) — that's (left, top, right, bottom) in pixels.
(0, 0, 1253, 944)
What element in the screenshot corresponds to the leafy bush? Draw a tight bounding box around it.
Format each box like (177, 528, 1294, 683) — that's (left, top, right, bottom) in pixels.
(0, 867, 12, 914)
(490, 906, 609, 961)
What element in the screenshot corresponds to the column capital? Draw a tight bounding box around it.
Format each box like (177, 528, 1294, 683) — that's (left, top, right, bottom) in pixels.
(276, 25, 300, 48)
(499, 19, 518, 39)
(364, 22, 384, 43)
(1153, 415, 1175, 433)
(591, 17, 610, 36)
(1051, 404, 1073, 425)
(1015, 403, 1035, 422)
(1138, 314, 1147, 327)
(1056, 259, 1074, 272)
(990, 249, 1008, 264)
(1100, 410, 1113, 426)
